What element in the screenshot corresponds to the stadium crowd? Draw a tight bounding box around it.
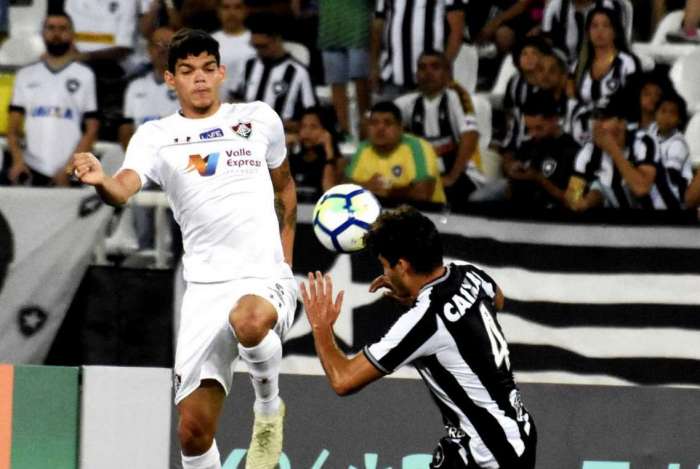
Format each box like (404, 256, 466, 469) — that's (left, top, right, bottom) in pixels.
(2, 0, 700, 216)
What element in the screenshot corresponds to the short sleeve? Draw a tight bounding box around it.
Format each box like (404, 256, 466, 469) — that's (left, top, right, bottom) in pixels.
(10, 69, 27, 111)
(632, 133, 657, 167)
(364, 299, 439, 374)
(664, 139, 689, 171)
(573, 143, 594, 178)
(447, 91, 477, 135)
(119, 123, 162, 187)
(422, 140, 441, 179)
(123, 80, 136, 120)
(82, 69, 98, 115)
(258, 103, 287, 169)
(393, 94, 413, 126)
(115, 0, 137, 49)
(345, 144, 371, 182)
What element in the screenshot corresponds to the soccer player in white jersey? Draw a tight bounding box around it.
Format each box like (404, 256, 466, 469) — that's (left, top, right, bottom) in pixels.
(71, 29, 297, 469)
(301, 206, 537, 469)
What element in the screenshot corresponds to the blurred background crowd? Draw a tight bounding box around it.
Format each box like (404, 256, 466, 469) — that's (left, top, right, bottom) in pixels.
(2, 0, 700, 229)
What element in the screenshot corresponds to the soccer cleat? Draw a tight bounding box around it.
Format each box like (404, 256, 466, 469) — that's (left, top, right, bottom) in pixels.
(245, 399, 285, 469)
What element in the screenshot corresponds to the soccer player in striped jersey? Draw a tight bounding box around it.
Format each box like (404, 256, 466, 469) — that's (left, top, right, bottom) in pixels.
(301, 205, 537, 469)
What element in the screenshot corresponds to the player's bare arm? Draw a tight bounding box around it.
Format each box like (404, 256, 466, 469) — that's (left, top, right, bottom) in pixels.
(70, 152, 141, 206)
(270, 158, 297, 267)
(301, 271, 383, 396)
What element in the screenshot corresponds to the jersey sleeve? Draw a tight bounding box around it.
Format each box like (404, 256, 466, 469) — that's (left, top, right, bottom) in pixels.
(9, 68, 27, 112)
(122, 80, 136, 121)
(82, 69, 99, 117)
(344, 144, 371, 182)
(393, 94, 413, 127)
(364, 298, 440, 374)
(573, 143, 594, 179)
(447, 90, 478, 135)
(421, 140, 441, 181)
(119, 123, 162, 187)
(258, 102, 287, 169)
(632, 133, 658, 167)
(664, 139, 690, 171)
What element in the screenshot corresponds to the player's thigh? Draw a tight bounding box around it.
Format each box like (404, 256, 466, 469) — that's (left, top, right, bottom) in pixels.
(177, 379, 226, 435)
(229, 277, 298, 340)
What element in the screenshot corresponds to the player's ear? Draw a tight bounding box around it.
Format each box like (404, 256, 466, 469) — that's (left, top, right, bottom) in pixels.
(164, 70, 175, 88)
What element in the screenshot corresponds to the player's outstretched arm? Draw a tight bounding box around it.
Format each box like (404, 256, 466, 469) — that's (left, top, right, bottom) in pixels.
(70, 152, 141, 207)
(301, 271, 383, 396)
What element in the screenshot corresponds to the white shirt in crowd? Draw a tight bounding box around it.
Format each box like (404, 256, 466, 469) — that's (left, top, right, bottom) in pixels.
(10, 60, 98, 177)
(120, 102, 291, 282)
(212, 29, 256, 93)
(123, 71, 180, 127)
(65, 0, 137, 53)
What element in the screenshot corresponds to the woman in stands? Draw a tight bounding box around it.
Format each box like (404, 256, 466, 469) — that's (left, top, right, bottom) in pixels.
(569, 6, 641, 109)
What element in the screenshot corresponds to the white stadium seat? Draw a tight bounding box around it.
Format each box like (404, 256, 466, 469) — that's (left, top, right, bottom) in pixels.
(669, 48, 700, 113)
(632, 10, 698, 65)
(0, 35, 45, 67)
(453, 44, 478, 95)
(471, 93, 492, 152)
(651, 10, 685, 45)
(685, 113, 700, 168)
(9, 0, 47, 37)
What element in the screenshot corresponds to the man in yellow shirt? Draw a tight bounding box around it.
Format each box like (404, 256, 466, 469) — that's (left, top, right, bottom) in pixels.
(345, 101, 446, 205)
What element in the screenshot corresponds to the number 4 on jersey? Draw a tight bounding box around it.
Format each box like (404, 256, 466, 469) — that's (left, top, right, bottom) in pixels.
(479, 302, 510, 370)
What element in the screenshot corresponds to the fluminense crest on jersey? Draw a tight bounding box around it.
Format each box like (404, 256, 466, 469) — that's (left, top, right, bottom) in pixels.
(186, 152, 220, 177)
(232, 122, 252, 138)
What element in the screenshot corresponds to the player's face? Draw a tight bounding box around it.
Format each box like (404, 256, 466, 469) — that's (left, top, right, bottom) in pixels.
(165, 52, 225, 115)
(519, 46, 540, 74)
(416, 56, 449, 95)
(656, 101, 680, 133)
(251, 33, 281, 60)
(524, 115, 557, 141)
(43, 16, 74, 54)
(218, 0, 246, 30)
(589, 13, 615, 49)
(368, 112, 402, 150)
(379, 256, 411, 298)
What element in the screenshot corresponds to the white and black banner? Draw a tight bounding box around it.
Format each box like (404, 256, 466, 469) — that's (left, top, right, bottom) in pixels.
(0, 187, 112, 363)
(281, 206, 700, 387)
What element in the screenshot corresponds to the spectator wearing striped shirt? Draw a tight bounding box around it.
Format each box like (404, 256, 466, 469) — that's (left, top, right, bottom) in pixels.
(370, 0, 465, 100)
(230, 13, 317, 127)
(301, 205, 537, 469)
(394, 50, 482, 211)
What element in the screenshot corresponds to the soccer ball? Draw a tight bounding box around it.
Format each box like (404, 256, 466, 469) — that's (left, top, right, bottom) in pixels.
(312, 184, 381, 253)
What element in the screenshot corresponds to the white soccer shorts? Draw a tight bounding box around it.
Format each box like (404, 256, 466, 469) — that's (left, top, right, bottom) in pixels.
(173, 276, 298, 404)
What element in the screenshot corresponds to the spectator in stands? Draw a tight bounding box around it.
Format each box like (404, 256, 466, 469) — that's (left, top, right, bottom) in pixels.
(667, 0, 700, 43)
(569, 6, 641, 109)
(4, 12, 99, 187)
(506, 91, 580, 209)
(119, 26, 178, 149)
(496, 36, 548, 158)
(628, 72, 671, 132)
(212, 0, 255, 96)
(537, 47, 569, 112)
(475, 0, 545, 54)
(231, 13, 317, 127)
(287, 106, 341, 202)
(345, 102, 446, 206)
(140, 0, 182, 37)
(317, 0, 371, 139)
(179, 0, 219, 32)
(565, 93, 665, 211)
(543, 0, 633, 64)
(370, 0, 464, 100)
(649, 91, 694, 209)
(394, 50, 481, 211)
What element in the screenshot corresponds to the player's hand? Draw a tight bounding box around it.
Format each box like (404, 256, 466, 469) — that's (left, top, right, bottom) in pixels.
(70, 152, 105, 186)
(369, 274, 414, 306)
(300, 271, 345, 329)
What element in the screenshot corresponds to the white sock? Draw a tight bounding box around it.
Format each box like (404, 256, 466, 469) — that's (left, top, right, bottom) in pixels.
(238, 330, 283, 417)
(181, 440, 221, 469)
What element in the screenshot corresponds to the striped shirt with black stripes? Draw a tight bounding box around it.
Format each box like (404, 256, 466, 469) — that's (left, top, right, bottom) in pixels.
(364, 262, 535, 468)
(648, 123, 694, 209)
(233, 54, 317, 121)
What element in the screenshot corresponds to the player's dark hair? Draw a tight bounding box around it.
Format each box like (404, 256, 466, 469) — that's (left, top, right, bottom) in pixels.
(658, 91, 689, 130)
(365, 205, 443, 274)
(370, 101, 402, 124)
(522, 91, 560, 118)
(43, 11, 74, 28)
(168, 28, 220, 73)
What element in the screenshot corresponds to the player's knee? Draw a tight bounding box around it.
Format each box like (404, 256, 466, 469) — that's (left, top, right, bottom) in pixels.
(229, 302, 275, 347)
(178, 412, 215, 455)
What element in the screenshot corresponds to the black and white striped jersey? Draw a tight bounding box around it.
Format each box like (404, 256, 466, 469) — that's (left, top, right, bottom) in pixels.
(573, 130, 673, 209)
(364, 263, 534, 468)
(573, 50, 640, 107)
(648, 123, 694, 209)
(232, 54, 317, 121)
(542, 0, 632, 63)
(375, 0, 464, 87)
(394, 88, 479, 174)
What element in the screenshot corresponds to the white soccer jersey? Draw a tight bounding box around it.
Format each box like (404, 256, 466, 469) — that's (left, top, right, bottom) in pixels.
(120, 102, 291, 282)
(123, 72, 180, 127)
(10, 60, 98, 177)
(574, 51, 640, 107)
(65, 0, 137, 52)
(649, 123, 694, 209)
